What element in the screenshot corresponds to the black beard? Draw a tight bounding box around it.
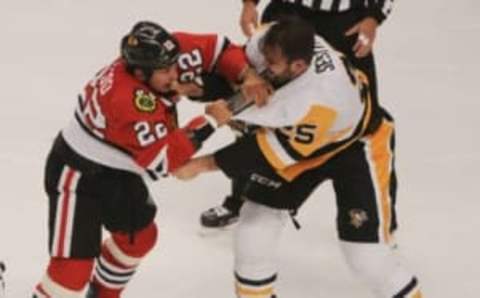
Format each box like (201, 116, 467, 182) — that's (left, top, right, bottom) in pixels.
(261, 69, 292, 90)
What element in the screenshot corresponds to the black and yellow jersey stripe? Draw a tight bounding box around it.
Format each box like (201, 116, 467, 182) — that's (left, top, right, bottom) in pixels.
(256, 70, 372, 181)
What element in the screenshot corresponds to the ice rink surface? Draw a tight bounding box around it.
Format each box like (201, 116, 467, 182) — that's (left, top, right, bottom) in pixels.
(1, 0, 479, 297)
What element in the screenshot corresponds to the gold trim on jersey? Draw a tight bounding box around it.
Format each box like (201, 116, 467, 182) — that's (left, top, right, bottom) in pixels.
(280, 92, 371, 181)
(280, 135, 359, 181)
(235, 283, 274, 298)
(411, 289, 423, 298)
(255, 66, 373, 181)
(257, 129, 297, 169)
(364, 120, 395, 244)
(288, 105, 338, 156)
(256, 104, 353, 175)
(257, 129, 289, 170)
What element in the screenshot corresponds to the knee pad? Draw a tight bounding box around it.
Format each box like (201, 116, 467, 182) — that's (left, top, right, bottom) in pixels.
(234, 201, 288, 280)
(340, 241, 417, 297)
(34, 257, 94, 297)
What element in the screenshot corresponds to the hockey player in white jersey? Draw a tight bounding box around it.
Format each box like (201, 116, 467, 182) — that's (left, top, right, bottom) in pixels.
(174, 18, 423, 298)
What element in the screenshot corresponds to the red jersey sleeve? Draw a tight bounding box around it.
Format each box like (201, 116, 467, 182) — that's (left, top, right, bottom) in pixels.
(174, 32, 248, 83)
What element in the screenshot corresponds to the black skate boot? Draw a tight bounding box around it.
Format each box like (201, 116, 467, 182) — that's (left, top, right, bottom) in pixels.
(200, 179, 245, 228)
(200, 204, 240, 228)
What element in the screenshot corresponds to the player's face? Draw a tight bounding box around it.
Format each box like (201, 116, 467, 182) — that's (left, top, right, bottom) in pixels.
(262, 45, 296, 87)
(149, 63, 178, 93)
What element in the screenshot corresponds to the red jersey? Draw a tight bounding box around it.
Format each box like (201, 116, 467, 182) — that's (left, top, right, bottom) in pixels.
(61, 33, 247, 180)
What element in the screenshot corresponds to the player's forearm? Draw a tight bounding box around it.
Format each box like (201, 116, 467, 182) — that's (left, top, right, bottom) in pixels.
(172, 154, 219, 180)
(197, 155, 219, 172)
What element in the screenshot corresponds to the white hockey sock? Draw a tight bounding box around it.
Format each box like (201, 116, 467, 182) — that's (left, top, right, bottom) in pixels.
(340, 241, 422, 298)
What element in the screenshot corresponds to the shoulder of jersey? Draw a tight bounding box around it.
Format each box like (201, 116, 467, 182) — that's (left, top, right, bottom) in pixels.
(173, 32, 199, 51)
(109, 61, 160, 114)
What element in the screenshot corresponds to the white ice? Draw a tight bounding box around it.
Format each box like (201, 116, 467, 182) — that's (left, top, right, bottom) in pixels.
(0, 0, 479, 297)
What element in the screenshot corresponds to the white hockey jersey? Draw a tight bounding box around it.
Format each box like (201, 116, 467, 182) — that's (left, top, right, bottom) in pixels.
(233, 27, 373, 181)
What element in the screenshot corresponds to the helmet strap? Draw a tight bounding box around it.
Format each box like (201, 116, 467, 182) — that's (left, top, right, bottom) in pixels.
(127, 65, 154, 84)
(141, 68, 154, 83)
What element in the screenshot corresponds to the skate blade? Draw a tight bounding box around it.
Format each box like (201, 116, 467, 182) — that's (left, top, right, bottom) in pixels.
(197, 222, 238, 238)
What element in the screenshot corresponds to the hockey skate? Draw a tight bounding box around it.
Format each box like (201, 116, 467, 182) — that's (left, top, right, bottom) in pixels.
(199, 188, 243, 236)
(200, 205, 239, 228)
(199, 204, 240, 237)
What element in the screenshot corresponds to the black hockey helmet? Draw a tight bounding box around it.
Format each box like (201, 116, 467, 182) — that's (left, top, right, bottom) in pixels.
(121, 21, 180, 70)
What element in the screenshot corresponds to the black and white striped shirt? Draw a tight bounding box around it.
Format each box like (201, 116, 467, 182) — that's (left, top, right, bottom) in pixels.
(248, 0, 395, 23)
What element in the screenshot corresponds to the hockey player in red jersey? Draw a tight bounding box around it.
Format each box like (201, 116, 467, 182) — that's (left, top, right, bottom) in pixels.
(32, 21, 268, 298)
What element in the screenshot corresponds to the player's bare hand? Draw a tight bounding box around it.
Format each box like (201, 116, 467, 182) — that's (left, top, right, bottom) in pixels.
(240, 0, 258, 37)
(172, 161, 201, 180)
(205, 100, 233, 126)
(241, 68, 273, 107)
(345, 17, 378, 58)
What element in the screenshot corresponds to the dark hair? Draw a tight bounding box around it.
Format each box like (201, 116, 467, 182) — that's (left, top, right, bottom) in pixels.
(262, 17, 315, 64)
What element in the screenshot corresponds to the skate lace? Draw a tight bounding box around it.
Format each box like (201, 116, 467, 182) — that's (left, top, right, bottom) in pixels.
(211, 206, 231, 217)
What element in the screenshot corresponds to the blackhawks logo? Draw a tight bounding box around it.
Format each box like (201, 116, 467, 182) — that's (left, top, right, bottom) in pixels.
(134, 89, 157, 113)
